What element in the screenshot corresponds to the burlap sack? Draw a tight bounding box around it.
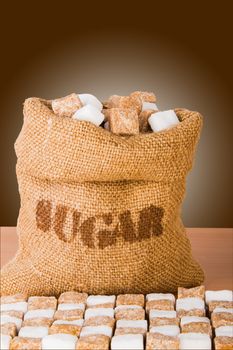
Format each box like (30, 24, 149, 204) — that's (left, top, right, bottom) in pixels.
(1, 98, 204, 296)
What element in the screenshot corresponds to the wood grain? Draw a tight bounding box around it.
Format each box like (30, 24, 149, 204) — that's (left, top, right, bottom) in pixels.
(1, 227, 232, 290)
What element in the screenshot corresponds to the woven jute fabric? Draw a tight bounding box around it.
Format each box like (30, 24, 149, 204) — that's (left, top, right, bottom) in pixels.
(1, 98, 204, 296)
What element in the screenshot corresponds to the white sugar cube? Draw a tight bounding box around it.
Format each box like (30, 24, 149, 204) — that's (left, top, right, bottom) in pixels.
(0, 301, 28, 313)
(115, 305, 142, 311)
(146, 293, 175, 303)
(150, 325, 180, 336)
(0, 315, 22, 330)
(205, 290, 233, 304)
(116, 320, 147, 330)
(176, 298, 205, 311)
(179, 333, 211, 349)
(24, 309, 55, 320)
(142, 102, 158, 112)
(72, 104, 104, 126)
(57, 303, 85, 311)
(181, 316, 210, 326)
(0, 334, 11, 350)
(80, 325, 113, 337)
(215, 326, 233, 337)
(42, 334, 77, 350)
(78, 94, 102, 111)
(53, 319, 84, 326)
(84, 307, 114, 319)
(19, 326, 48, 338)
(148, 109, 179, 132)
(87, 295, 116, 307)
(213, 307, 233, 314)
(111, 334, 144, 350)
(149, 310, 177, 319)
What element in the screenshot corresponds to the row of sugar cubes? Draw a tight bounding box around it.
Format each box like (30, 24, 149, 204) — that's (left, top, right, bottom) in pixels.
(0, 292, 146, 349)
(80, 293, 145, 349)
(206, 290, 233, 349)
(0, 287, 232, 349)
(111, 294, 146, 349)
(147, 286, 233, 350)
(0, 292, 85, 349)
(51, 91, 180, 135)
(0, 292, 114, 349)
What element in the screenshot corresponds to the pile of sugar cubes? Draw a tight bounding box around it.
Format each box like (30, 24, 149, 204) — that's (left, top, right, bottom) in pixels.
(1, 286, 233, 349)
(50, 91, 180, 135)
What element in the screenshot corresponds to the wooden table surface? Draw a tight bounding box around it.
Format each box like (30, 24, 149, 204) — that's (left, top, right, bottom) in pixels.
(1, 227, 232, 290)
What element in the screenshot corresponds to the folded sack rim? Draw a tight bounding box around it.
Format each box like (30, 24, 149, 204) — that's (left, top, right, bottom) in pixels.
(14, 97, 203, 183)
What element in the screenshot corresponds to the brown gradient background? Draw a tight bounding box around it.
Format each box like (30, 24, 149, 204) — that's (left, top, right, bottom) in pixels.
(0, 1, 232, 227)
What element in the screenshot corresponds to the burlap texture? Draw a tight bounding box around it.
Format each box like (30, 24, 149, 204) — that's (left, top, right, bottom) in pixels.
(1, 98, 204, 296)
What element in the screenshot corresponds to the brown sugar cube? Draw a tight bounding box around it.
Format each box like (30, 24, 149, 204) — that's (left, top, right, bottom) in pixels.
(104, 94, 121, 108)
(0, 323, 17, 337)
(108, 108, 139, 135)
(128, 95, 142, 113)
(28, 296, 57, 310)
(214, 336, 233, 350)
(0, 294, 27, 304)
(116, 294, 145, 307)
(76, 334, 110, 350)
(10, 337, 42, 350)
(177, 309, 205, 318)
(22, 318, 53, 327)
(84, 316, 115, 328)
(115, 308, 145, 321)
(106, 95, 142, 113)
(54, 309, 84, 321)
(115, 320, 147, 336)
(49, 323, 81, 336)
(150, 317, 179, 327)
(1, 310, 24, 319)
(178, 285, 205, 300)
(146, 332, 179, 350)
(211, 311, 233, 328)
(180, 316, 212, 337)
(146, 300, 174, 313)
(182, 322, 212, 336)
(138, 110, 154, 132)
(130, 91, 156, 103)
(51, 93, 82, 118)
(209, 301, 233, 312)
(115, 327, 146, 336)
(58, 292, 88, 304)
